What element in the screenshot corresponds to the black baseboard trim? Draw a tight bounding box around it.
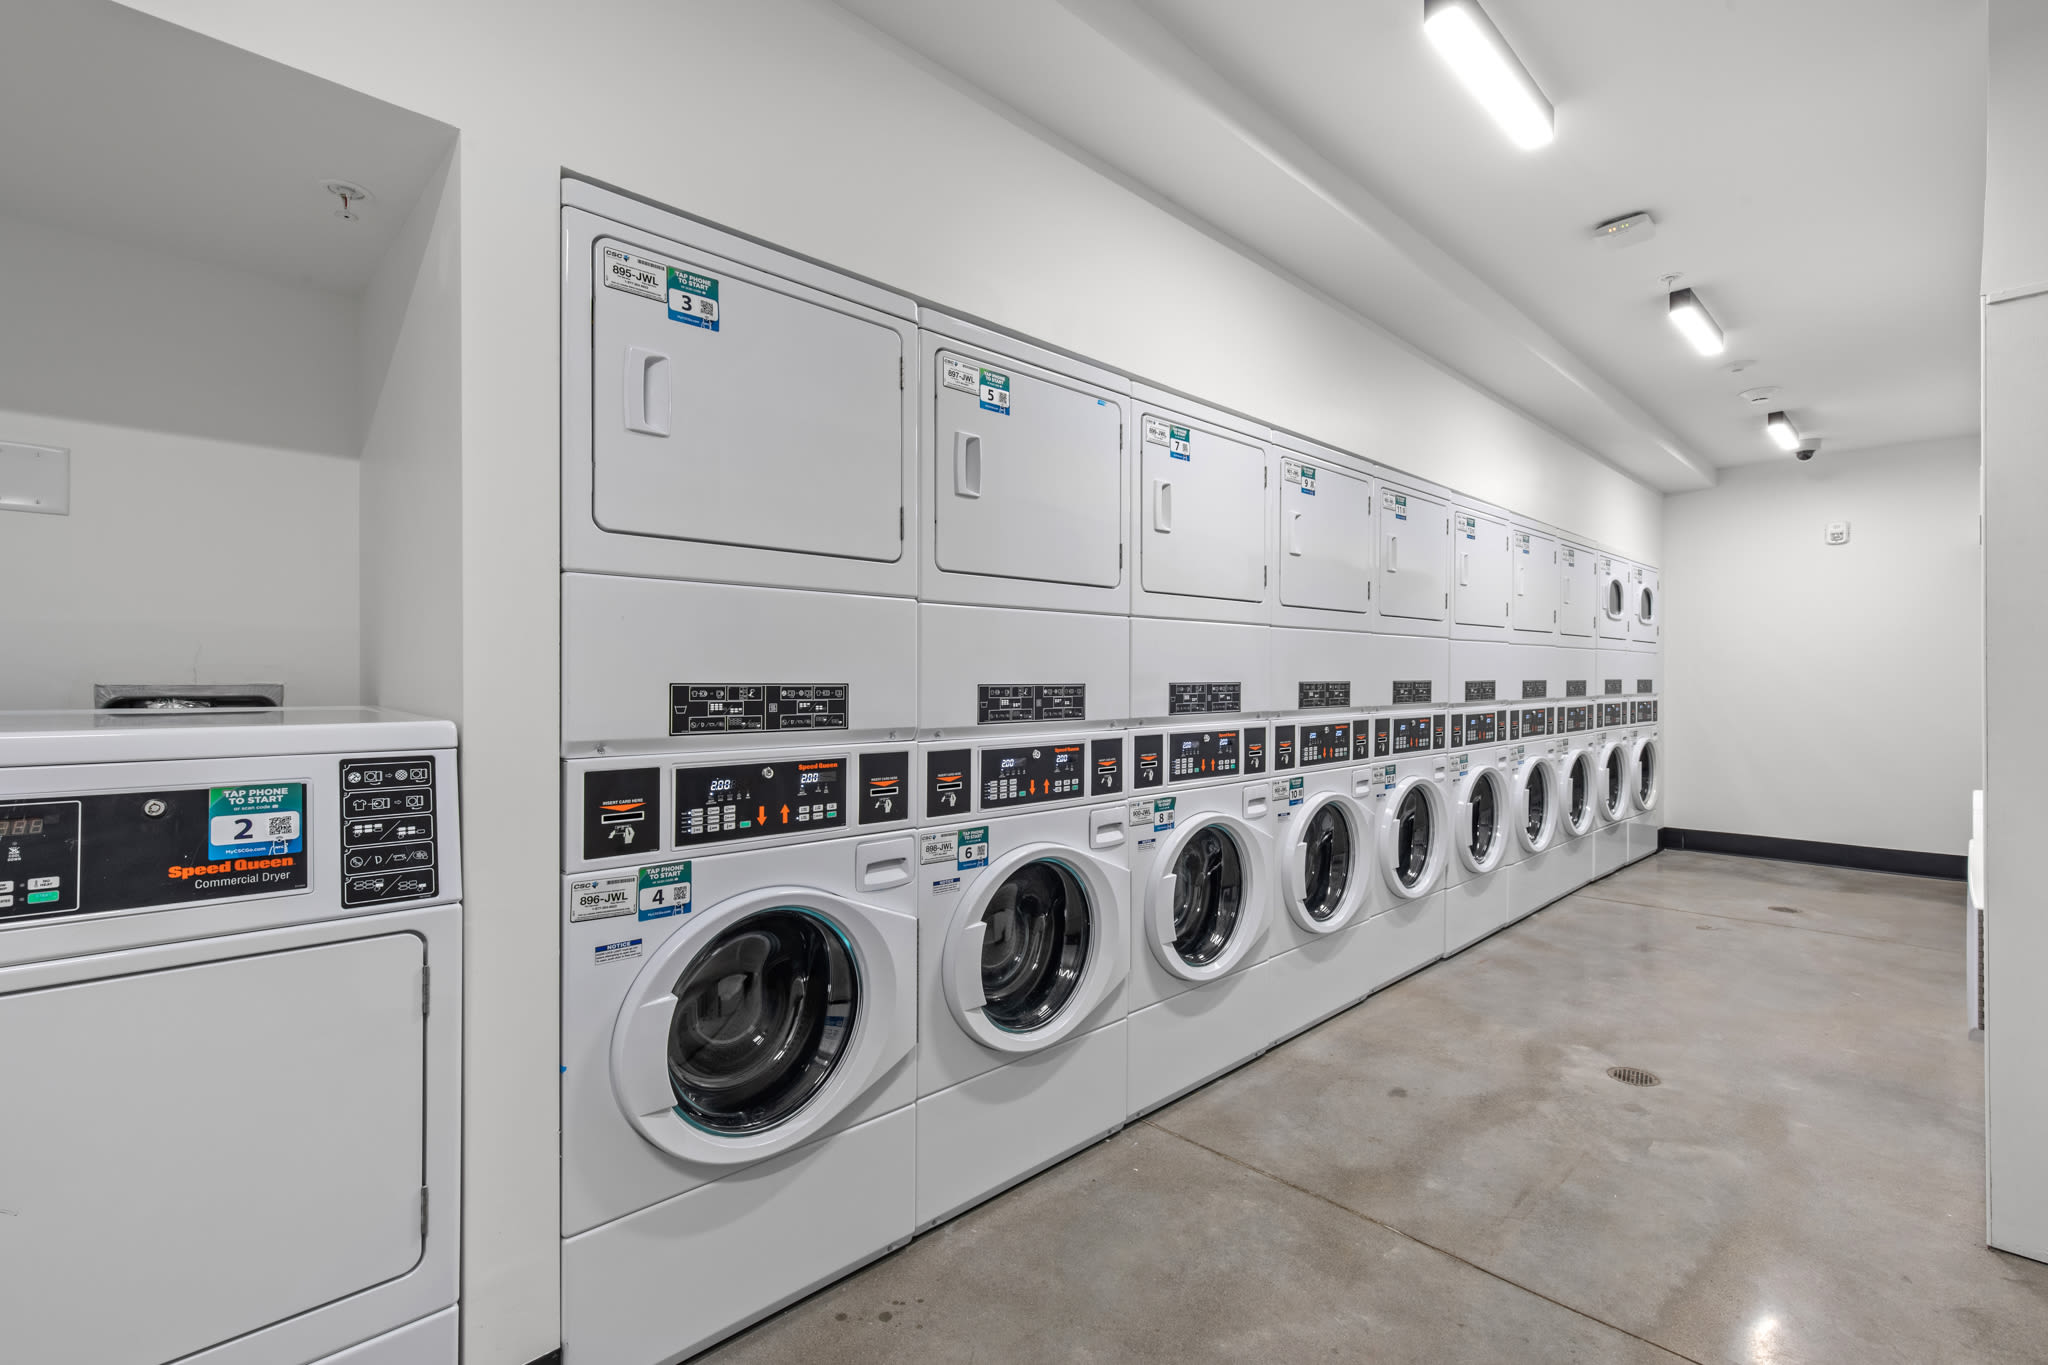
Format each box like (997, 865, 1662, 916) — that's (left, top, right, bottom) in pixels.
(1657, 827, 1965, 881)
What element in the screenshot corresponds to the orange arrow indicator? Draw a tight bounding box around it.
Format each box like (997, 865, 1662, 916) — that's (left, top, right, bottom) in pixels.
(757, 805, 766, 825)
(780, 804, 791, 824)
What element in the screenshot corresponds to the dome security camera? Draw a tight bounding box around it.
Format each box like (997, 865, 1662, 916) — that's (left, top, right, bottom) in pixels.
(1794, 447, 1816, 462)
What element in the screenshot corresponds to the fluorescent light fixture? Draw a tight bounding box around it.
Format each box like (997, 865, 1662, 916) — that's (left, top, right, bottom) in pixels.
(1667, 288, 1725, 356)
(1423, 0, 1556, 149)
(1765, 410, 1800, 451)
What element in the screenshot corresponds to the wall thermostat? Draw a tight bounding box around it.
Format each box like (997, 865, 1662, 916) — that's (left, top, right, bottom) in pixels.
(1825, 521, 1851, 546)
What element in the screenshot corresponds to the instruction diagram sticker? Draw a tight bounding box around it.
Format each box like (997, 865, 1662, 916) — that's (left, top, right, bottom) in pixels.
(942, 355, 979, 394)
(955, 825, 989, 870)
(1283, 458, 1317, 495)
(978, 367, 1011, 415)
(602, 245, 667, 301)
(636, 860, 692, 920)
(569, 873, 636, 921)
(208, 782, 305, 860)
(667, 267, 720, 330)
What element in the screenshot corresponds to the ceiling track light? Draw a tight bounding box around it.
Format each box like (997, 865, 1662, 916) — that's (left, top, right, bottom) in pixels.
(1765, 410, 1801, 452)
(1667, 287, 1725, 357)
(1423, 0, 1555, 149)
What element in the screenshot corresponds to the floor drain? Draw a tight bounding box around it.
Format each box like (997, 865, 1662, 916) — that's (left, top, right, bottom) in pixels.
(1607, 1066, 1661, 1087)
(1768, 905, 1801, 914)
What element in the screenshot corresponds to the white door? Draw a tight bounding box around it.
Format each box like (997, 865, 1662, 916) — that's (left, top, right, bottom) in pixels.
(1512, 528, 1560, 633)
(1558, 543, 1596, 638)
(1278, 458, 1374, 614)
(1452, 509, 1511, 629)
(1378, 486, 1451, 622)
(1633, 567, 1662, 643)
(1597, 557, 1631, 640)
(1139, 413, 1267, 603)
(0, 934, 426, 1365)
(591, 236, 907, 563)
(933, 348, 1124, 588)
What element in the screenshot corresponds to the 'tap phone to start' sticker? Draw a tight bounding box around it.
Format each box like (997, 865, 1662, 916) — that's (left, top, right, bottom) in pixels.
(208, 783, 305, 860)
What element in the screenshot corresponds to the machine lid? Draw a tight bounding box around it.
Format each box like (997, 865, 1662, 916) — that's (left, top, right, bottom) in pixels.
(664, 906, 858, 1135)
(1169, 824, 1247, 965)
(1299, 801, 1355, 922)
(0, 706, 455, 765)
(974, 858, 1092, 1032)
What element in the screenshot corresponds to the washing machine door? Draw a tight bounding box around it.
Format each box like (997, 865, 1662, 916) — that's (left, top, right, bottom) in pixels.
(1378, 774, 1447, 900)
(1453, 765, 1508, 875)
(1558, 750, 1596, 837)
(1630, 735, 1660, 813)
(1516, 758, 1559, 853)
(1282, 791, 1371, 934)
(610, 886, 913, 1166)
(1595, 740, 1630, 821)
(1144, 812, 1271, 982)
(943, 842, 1126, 1053)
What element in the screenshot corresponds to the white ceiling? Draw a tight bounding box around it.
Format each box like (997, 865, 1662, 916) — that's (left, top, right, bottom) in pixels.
(836, 0, 1986, 486)
(0, 1, 453, 295)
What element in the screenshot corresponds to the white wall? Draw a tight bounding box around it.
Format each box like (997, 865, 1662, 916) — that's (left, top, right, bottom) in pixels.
(1663, 436, 1979, 854)
(117, 4, 1668, 1358)
(0, 209, 362, 710)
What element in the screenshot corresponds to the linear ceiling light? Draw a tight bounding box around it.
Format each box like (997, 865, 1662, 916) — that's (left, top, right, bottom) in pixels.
(1423, 0, 1556, 149)
(1765, 410, 1801, 451)
(1667, 288, 1725, 357)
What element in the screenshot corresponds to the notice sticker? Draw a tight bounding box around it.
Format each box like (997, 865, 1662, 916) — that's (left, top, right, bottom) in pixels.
(207, 783, 305, 860)
(667, 267, 720, 330)
(570, 872, 637, 921)
(594, 938, 644, 966)
(931, 876, 962, 896)
(978, 367, 1011, 415)
(637, 860, 692, 920)
(602, 245, 667, 301)
(942, 355, 979, 394)
(955, 825, 990, 870)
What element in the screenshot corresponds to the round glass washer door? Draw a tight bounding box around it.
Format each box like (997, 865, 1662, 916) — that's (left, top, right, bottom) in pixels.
(1517, 760, 1558, 853)
(1455, 767, 1507, 875)
(1561, 752, 1595, 836)
(1378, 775, 1447, 900)
(1144, 813, 1268, 983)
(1284, 792, 1369, 934)
(944, 844, 1125, 1053)
(1631, 737, 1660, 812)
(1599, 743, 1629, 820)
(610, 887, 912, 1166)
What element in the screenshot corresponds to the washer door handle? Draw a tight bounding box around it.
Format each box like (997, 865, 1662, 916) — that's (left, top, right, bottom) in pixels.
(951, 920, 987, 1011)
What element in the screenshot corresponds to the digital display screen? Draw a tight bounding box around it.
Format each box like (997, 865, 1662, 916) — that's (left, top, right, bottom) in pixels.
(1167, 730, 1239, 783)
(675, 757, 845, 845)
(983, 743, 1087, 808)
(5, 817, 45, 836)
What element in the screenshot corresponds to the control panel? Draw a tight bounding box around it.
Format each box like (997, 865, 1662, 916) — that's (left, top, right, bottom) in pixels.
(982, 742, 1088, 807)
(340, 757, 440, 907)
(1600, 702, 1629, 728)
(675, 756, 845, 846)
(1298, 721, 1352, 768)
(669, 683, 848, 735)
(1563, 705, 1592, 734)
(1272, 724, 1296, 771)
(1372, 714, 1442, 758)
(1633, 700, 1659, 723)
(1242, 727, 1267, 775)
(1167, 729, 1239, 783)
(1450, 712, 1499, 748)
(1510, 707, 1550, 739)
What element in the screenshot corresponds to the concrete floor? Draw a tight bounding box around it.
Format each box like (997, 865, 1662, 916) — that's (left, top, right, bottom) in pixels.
(701, 851, 2048, 1364)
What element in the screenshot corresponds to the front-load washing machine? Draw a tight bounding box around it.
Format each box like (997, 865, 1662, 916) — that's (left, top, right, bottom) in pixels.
(0, 708, 461, 1365)
(1443, 707, 1514, 954)
(1261, 714, 1385, 1043)
(1506, 704, 1574, 922)
(1124, 723, 1280, 1116)
(1588, 700, 1634, 878)
(561, 740, 919, 1365)
(1553, 702, 1601, 893)
(1357, 708, 1451, 988)
(913, 728, 1130, 1229)
(562, 181, 919, 756)
(1625, 699, 1663, 864)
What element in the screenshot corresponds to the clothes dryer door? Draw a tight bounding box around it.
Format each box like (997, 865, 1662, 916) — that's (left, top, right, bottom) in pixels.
(944, 843, 1125, 1053)
(1282, 791, 1371, 933)
(1144, 813, 1271, 982)
(1454, 765, 1509, 875)
(1279, 459, 1375, 615)
(1378, 774, 1448, 900)
(611, 886, 913, 1166)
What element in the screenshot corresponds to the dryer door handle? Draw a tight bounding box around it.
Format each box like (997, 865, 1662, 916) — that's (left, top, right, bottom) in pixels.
(624, 346, 671, 436)
(1152, 479, 1174, 533)
(953, 432, 983, 498)
(951, 921, 988, 1011)
(1288, 510, 1304, 557)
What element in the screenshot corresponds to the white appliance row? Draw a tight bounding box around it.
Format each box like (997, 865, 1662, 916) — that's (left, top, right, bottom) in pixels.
(557, 704, 1659, 1363)
(0, 709, 463, 1365)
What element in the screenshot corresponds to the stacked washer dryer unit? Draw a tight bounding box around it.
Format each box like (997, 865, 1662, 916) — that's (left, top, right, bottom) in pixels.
(1360, 705, 1453, 965)
(1623, 564, 1664, 863)
(1550, 540, 1604, 892)
(560, 184, 924, 1364)
(1444, 498, 1518, 953)
(913, 311, 1135, 1225)
(1442, 701, 1517, 952)
(1505, 520, 1574, 923)
(0, 709, 461, 1365)
(1262, 433, 1389, 1039)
